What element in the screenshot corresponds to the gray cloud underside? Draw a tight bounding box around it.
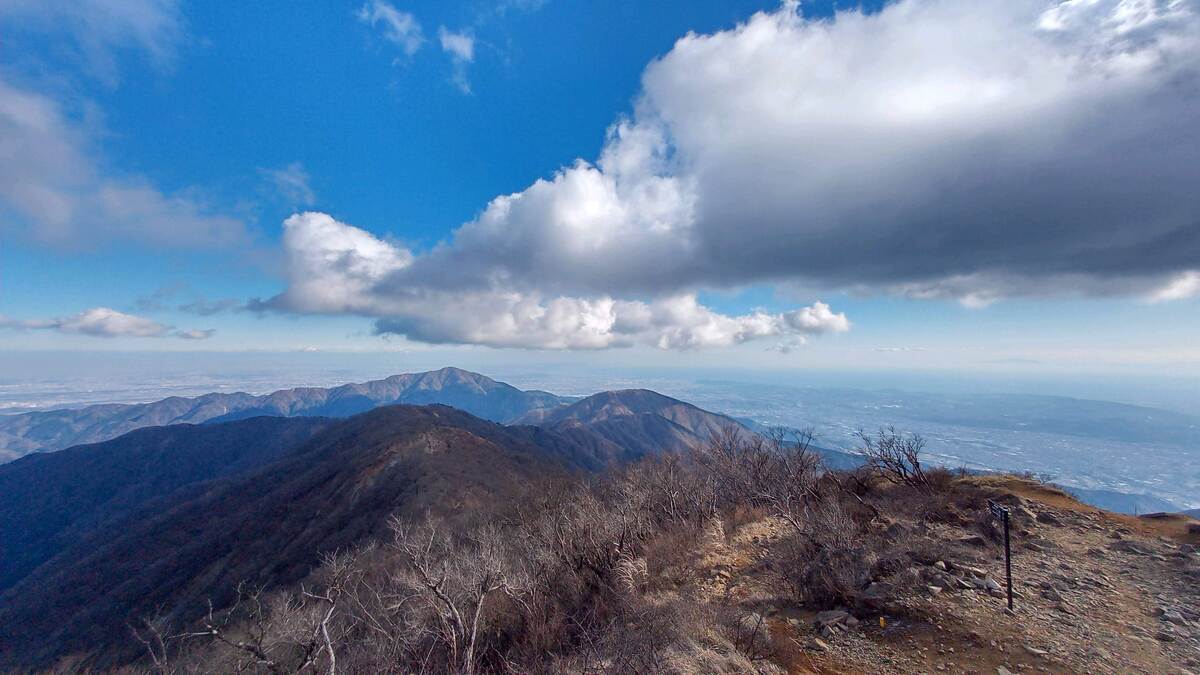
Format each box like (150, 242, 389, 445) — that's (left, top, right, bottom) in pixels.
(264, 0, 1199, 348)
(380, 0, 1200, 303)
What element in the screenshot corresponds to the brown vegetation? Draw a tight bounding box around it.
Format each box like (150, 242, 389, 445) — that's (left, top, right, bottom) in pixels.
(41, 424, 1200, 674)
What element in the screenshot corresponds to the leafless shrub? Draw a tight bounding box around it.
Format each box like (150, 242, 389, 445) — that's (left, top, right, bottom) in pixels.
(772, 499, 875, 607)
(857, 426, 931, 490)
(695, 426, 827, 535)
(720, 608, 774, 664)
(388, 518, 524, 675)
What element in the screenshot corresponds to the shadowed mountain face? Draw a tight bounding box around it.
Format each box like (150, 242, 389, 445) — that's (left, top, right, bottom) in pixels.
(0, 416, 331, 593)
(517, 389, 742, 460)
(0, 405, 579, 671)
(0, 367, 569, 462)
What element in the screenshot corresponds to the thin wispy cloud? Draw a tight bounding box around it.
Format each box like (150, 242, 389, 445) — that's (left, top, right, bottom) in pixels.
(438, 27, 475, 93)
(261, 162, 317, 207)
(136, 284, 243, 315)
(357, 1, 424, 57)
(0, 0, 185, 84)
(0, 0, 248, 251)
(0, 308, 214, 340)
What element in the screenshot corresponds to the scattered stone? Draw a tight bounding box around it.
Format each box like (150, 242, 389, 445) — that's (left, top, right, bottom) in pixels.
(1024, 645, 1049, 656)
(1156, 630, 1177, 642)
(957, 564, 987, 578)
(1162, 609, 1186, 624)
(997, 666, 1015, 675)
(933, 560, 948, 571)
(1035, 511, 1061, 525)
(1111, 540, 1152, 556)
(928, 585, 944, 596)
(1014, 506, 1039, 523)
(809, 637, 830, 652)
(960, 534, 989, 547)
(984, 577, 1003, 592)
(862, 582, 895, 609)
(815, 609, 849, 627)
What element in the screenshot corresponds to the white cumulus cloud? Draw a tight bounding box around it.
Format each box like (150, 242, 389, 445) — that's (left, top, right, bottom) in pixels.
(259, 212, 848, 349)
(386, 0, 1200, 304)
(262, 0, 1200, 348)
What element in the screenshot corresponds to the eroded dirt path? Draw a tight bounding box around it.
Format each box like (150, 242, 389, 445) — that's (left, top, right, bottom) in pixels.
(682, 479, 1200, 674)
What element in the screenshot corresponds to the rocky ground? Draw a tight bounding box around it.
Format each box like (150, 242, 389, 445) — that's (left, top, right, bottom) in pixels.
(679, 476, 1200, 674)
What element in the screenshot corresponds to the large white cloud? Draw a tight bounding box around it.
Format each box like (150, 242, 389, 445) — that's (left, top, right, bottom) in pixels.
(264, 0, 1199, 348)
(261, 212, 849, 349)
(383, 0, 1199, 304)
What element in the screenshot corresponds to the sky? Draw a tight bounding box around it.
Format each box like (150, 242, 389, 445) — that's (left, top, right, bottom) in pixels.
(1, 0, 1198, 379)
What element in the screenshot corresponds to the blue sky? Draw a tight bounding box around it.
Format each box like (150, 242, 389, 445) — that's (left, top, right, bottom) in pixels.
(1, 0, 1197, 378)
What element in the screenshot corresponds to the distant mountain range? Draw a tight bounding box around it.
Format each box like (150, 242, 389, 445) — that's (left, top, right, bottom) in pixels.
(0, 388, 744, 669)
(0, 367, 568, 462)
(0, 406, 572, 668)
(1, 366, 1194, 668)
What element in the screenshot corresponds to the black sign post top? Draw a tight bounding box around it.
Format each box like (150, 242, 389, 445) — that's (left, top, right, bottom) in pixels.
(986, 499, 1015, 611)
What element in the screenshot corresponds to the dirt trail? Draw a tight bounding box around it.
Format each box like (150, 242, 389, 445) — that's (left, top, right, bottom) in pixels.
(685, 479, 1200, 674)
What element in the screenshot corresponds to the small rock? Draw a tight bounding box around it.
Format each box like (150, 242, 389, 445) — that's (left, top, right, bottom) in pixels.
(1156, 630, 1176, 642)
(960, 534, 988, 547)
(815, 609, 849, 627)
(1110, 540, 1152, 556)
(861, 582, 895, 610)
(1035, 511, 1061, 525)
(1024, 645, 1048, 656)
(956, 564, 987, 578)
(1162, 609, 1186, 624)
(997, 666, 1015, 675)
(809, 637, 830, 652)
(933, 560, 948, 571)
(984, 577, 1003, 592)
(928, 585, 944, 596)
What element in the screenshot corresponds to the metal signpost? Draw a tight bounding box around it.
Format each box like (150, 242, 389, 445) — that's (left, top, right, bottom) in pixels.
(987, 500, 1014, 610)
